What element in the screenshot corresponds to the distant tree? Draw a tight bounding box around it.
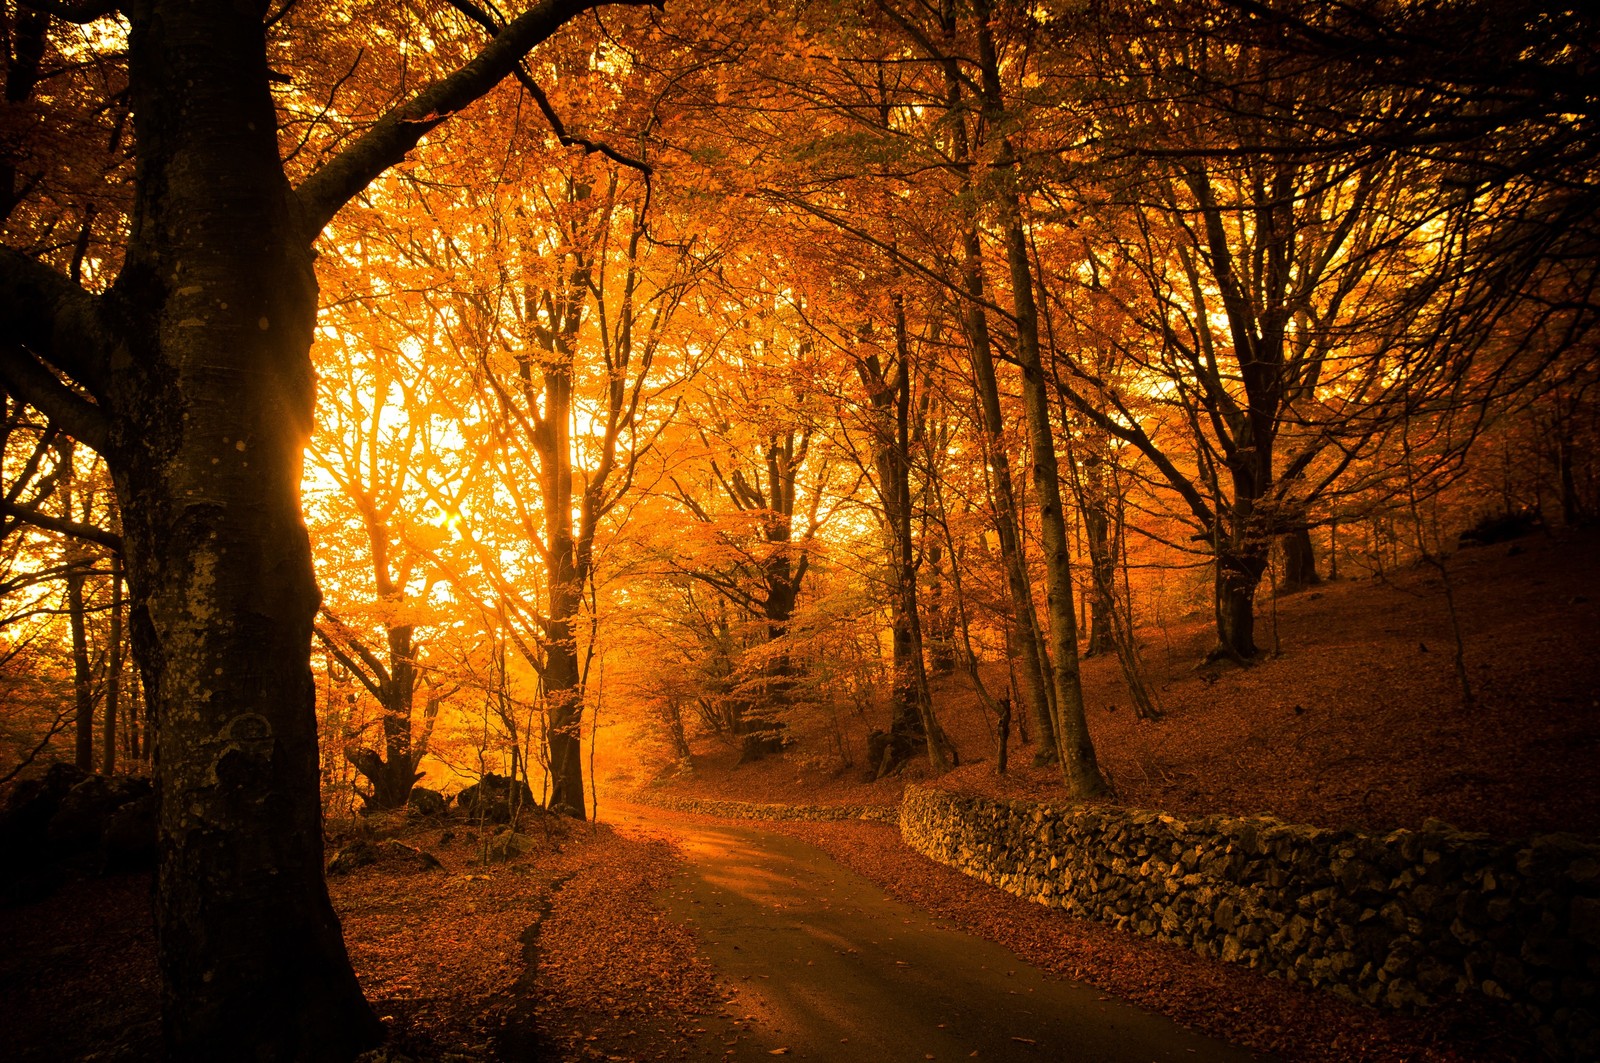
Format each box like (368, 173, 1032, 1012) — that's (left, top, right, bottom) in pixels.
(665, 324, 838, 750)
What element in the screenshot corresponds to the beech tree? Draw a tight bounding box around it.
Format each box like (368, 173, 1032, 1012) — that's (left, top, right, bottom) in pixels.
(307, 333, 453, 812)
(466, 162, 699, 817)
(0, 0, 652, 1058)
(664, 319, 838, 753)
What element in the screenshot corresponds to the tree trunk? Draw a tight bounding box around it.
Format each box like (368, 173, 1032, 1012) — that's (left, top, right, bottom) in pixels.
(60, 442, 95, 772)
(1082, 501, 1115, 657)
(939, 43, 1056, 766)
(543, 613, 587, 817)
(1213, 548, 1269, 660)
(924, 540, 958, 675)
(103, 8, 380, 1057)
(864, 300, 951, 776)
(974, 6, 1106, 797)
(664, 698, 693, 764)
(1556, 414, 1583, 525)
(1211, 451, 1273, 659)
(1280, 525, 1320, 593)
(66, 555, 94, 772)
(1329, 517, 1340, 580)
(103, 554, 123, 775)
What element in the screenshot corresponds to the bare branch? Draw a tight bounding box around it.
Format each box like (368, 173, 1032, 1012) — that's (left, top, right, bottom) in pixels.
(0, 346, 109, 453)
(0, 498, 121, 551)
(0, 248, 112, 395)
(19, 0, 120, 24)
(296, 0, 662, 236)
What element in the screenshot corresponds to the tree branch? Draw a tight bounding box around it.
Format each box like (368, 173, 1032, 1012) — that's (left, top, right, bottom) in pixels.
(445, 0, 656, 174)
(0, 499, 121, 551)
(19, 0, 120, 24)
(296, 0, 662, 236)
(0, 248, 111, 396)
(0, 346, 109, 453)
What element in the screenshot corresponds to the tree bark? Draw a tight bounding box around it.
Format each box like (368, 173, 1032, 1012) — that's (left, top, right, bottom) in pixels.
(61, 445, 94, 772)
(1082, 500, 1116, 657)
(103, 553, 123, 775)
(924, 539, 958, 675)
(530, 271, 591, 819)
(936, 21, 1057, 763)
(1280, 525, 1320, 593)
(543, 589, 587, 816)
(974, 4, 1106, 796)
(1210, 450, 1273, 659)
(104, 7, 382, 1058)
(861, 300, 951, 776)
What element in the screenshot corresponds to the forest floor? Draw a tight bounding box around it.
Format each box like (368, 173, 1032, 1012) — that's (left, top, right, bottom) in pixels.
(643, 526, 1600, 839)
(2, 529, 1592, 1062)
(0, 800, 1537, 1063)
(0, 812, 724, 1063)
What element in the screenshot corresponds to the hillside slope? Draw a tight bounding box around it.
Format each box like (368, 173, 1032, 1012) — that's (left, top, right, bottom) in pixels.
(640, 528, 1600, 839)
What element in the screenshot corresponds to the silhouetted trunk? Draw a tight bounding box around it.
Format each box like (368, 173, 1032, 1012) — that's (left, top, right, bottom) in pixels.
(0, 0, 612, 1033)
(863, 299, 953, 776)
(66, 560, 94, 772)
(55, 445, 95, 771)
(1280, 525, 1320, 593)
(1082, 502, 1115, 657)
(1329, 517, 1341, 580)
(664, 698, 693, 764)
(924, 539, 957, 674)
(1552, 397, 1586, 525)
(1558, 432, 1581, 525)
(544, 557, 588, 813)
(105, 11, 380, 1056)
(1062, 434, 1161, 721)
(996, 698, 1011, 776)
(1214, 548, 1269, 661)
(102, 555, 122, 775)
(1210, 442, 1274, 660)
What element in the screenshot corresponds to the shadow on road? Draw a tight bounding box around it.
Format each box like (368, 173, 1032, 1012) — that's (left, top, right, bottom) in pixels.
(607, 803, 1269, 1062)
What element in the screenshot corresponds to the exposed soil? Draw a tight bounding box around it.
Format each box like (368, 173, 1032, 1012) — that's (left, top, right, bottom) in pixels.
(649, 528, 1600, 839)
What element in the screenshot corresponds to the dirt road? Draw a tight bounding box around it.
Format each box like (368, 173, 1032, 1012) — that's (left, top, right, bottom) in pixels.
(605, 802, 1266, 1063)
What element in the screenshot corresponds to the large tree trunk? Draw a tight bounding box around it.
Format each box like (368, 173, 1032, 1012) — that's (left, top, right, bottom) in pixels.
(1214, 548, 1269, 660)
(1211, 455, 1273, 660)
(105, 8, 379, 1058)
(537, 357, 589, 819)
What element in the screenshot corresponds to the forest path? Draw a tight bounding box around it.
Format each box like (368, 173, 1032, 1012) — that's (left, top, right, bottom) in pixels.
(602, 801, 1267, 1063)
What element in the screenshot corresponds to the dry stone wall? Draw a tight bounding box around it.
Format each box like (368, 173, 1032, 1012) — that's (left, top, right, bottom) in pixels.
(900, 784, 1600, 1059)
